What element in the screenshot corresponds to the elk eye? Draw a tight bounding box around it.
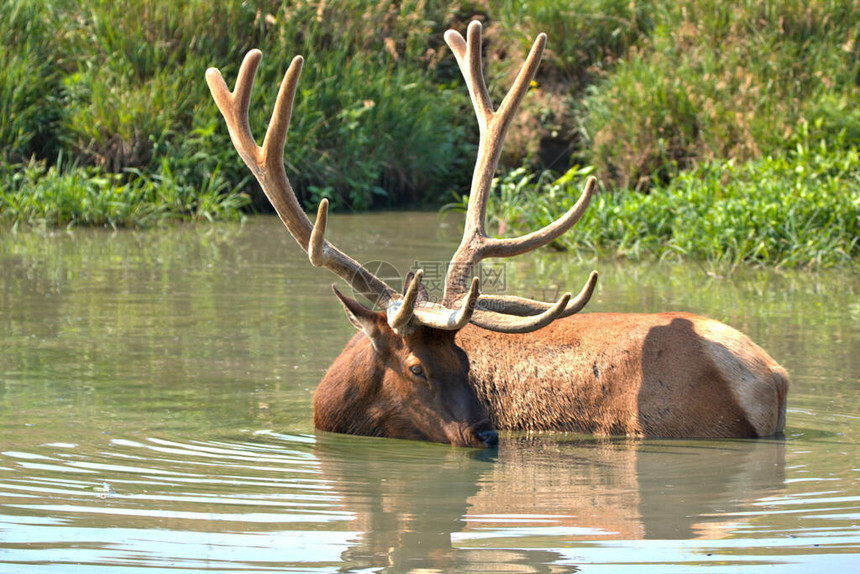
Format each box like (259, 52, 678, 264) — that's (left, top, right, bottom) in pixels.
(409, 365, 425, 378)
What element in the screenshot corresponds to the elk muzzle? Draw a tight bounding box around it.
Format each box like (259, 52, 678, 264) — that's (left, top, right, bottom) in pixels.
(443, 418, 498, 448)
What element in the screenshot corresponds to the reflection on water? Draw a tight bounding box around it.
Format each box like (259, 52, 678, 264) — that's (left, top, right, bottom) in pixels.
(1, 214, 859, 572)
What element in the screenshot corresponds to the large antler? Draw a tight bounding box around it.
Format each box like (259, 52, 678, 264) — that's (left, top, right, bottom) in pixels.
(206, 51, 395, 308)
(205, 22, 596, 335)
(441, 21, 598, 333)
(206, 49, 478, 333)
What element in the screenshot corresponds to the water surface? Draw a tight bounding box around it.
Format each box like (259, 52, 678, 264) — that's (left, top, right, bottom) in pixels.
(1, 214, 858, 572)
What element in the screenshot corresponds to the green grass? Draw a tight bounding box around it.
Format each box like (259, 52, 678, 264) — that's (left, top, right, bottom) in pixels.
(464, 128, 859, 268)
(493, 0, 654, 86)
(0, 155, 248, 229)
(0, 0, 63, 163)
(0, 0, 858, 267)
(584, 0, 860, 189)
(0, 0, 475, 225)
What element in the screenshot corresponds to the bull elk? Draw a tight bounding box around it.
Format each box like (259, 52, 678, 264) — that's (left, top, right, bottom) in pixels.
(206, 22, 788, 447)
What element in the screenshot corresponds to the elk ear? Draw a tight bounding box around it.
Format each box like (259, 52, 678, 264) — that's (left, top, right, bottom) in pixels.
(332, 286, 384, 348)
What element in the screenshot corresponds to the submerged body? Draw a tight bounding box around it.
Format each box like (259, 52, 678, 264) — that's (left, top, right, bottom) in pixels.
(314, 311, 789, 442)
(457, 312, 788, 438)
(210, 27, 788, 447)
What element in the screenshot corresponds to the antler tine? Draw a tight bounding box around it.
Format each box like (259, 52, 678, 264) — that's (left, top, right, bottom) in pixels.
(484, 176, 596, 258)
(439, 23, 598, 333)
(414, 277, 480, 330)
(477, 271, 598, 320)
(443, 22, 546, 246)
(472, 291, 571, 334)
(388, 270, 424, 333)
(262, 54, 303, 161)
(205, 50, 264, 166)
(206, 51, 397, 308)
(308, 199, 329, 267)
(444, 23, 493, 135)
(497, 28, 547, 125)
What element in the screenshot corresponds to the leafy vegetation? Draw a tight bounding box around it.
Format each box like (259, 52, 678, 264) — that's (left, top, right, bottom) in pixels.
(583, 0, 860, 190)
(455, 0, 860, 268)
(0, 0, 856, 267)
(0, 155, 248, 228)
(463, 128, 859, 268)
(0, 0, 474, 225)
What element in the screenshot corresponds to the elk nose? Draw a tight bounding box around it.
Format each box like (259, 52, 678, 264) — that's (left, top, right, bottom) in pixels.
(477, 429, 499, 447)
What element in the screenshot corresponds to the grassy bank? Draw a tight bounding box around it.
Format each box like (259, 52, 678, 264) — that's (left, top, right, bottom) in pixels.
(452, 0, 859, 268)
(458, 130, 859, 269)
(582, 0, 859, 190)
(0, 0, 857, 267)
(0, 0, 475, 226)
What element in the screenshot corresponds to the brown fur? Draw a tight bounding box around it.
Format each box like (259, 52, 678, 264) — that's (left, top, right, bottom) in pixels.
(313, 306, 496, 447)
(456, 312, 789, 438)
(314, 309, 788, 443)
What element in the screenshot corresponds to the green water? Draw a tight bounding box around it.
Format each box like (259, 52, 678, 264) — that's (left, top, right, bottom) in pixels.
(1, 214, 858, 573)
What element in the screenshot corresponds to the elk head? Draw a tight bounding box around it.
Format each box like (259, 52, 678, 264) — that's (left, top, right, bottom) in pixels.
(206, 22, 598, 448)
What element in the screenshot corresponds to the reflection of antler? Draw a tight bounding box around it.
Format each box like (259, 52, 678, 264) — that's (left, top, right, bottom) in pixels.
(206, 22, 596, 334)
(442, 21, 598, 333)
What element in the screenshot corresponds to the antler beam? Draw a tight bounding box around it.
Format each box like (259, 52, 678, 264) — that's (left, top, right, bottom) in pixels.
(440, 21, 598, 332)
(206, 23, 597, 336)
(206, 50, 398, 309)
